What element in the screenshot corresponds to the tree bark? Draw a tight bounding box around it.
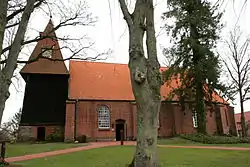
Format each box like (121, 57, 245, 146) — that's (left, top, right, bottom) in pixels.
(0, 0, 9, 124)
(195, 80, 206, 134)
(239, 89, 247, 137)
(0, 0, 36, 124)
(0, 0, 8, 55)
(119, 0, 161, 167)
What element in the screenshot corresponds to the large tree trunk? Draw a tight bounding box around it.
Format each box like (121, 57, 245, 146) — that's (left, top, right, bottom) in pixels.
(129, 62, 161, 167)
(0, 71, 11, 123)
(195, 80, 206, 134)
(119, 0, 162, 166)
(0, 0, 36, 124)
(0, 0, 10, 124)
(239, 89, 247, 137)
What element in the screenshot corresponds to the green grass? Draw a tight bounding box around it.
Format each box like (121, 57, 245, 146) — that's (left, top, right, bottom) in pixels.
(158, 137, 250, 147)
(6, 142, 87, 157)
(15, 146, 250, 167)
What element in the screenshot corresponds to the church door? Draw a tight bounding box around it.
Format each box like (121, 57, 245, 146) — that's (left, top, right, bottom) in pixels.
(115, 119, 125, 141)
(37, 127, 46, 141)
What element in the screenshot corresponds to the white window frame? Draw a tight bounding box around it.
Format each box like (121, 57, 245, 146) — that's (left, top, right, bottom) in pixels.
(192, 110, 198, 128)
(98, 105, 110, 129)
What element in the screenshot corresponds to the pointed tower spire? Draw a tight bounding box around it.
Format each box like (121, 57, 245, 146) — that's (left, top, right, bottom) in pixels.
(20, 20, 69, 75)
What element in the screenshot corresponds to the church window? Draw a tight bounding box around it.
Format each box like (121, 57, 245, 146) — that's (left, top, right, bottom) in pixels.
(98, 105, 110, 129)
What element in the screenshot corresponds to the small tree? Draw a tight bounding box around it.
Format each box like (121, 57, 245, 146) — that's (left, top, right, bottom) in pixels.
(0, 109, 22, 141)
(223, 26, 250, 137)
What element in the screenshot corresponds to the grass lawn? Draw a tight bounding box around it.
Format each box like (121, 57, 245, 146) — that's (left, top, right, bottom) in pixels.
(6, 142, 87, 158)
(15, 146, 250, 167)
(158, 137, 250, 147)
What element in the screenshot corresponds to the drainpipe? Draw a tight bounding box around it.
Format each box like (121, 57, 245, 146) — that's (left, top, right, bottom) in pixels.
(74, 100, 78, 141)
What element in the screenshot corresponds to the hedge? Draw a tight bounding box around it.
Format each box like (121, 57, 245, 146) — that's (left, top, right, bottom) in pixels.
(180, 133, 250, 144)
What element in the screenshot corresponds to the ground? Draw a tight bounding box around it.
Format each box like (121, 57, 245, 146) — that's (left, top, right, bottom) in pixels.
(158, 137, 250, 147)
(3, 139, 250, 167)
(5, 142, 87, 157)
(13, 146, 250, 167)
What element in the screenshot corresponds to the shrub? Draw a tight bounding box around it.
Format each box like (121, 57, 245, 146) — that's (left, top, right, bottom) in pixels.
(180, 133, 250, 144)
(76, 135, 87, 143)
(46, 133, 64, 142)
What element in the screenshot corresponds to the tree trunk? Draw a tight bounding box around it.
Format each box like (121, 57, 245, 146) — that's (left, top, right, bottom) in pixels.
(195, 80, 206, 134)
(0, 71, 11, 123)
(0, 0, 9, 124)
(0, 0, 8, 55)
(129, 71, 161, 167)
(239, 89, 246, 137)
(189, 6, 207, 134)
(119, 0, 161, 166)
(0, 0, 36, 124)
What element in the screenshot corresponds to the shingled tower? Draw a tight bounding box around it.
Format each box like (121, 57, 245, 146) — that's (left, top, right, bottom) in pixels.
(19, 20, 69, 141)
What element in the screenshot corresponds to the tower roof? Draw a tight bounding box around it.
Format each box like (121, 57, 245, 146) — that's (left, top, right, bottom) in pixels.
(20, 20, 69, 75)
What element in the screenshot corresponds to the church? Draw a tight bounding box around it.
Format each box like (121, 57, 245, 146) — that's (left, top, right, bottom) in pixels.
(18, 20, 237, 142)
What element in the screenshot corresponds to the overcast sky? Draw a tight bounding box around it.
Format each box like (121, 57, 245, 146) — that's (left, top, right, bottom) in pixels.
(2, 0, 250, 122)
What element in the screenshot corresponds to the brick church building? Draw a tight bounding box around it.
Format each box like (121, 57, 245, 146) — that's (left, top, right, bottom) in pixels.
(18, 20, 237, 142)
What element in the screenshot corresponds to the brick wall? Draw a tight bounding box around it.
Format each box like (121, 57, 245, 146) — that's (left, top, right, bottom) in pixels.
(64, 100, 236, 141)
(226, 105, 237, 135)
(64, 101, 76, 142)
(18, 125, 62, 141)
(75, 101, 134, 141)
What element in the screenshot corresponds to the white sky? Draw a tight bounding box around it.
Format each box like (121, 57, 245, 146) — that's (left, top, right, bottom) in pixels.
(2, 0, 250, 122)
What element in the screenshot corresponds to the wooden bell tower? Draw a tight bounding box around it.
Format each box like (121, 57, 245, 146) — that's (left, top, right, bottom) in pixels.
(19, 20, 69, 138)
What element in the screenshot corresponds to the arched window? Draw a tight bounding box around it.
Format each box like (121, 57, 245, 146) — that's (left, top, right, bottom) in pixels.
(98, 105, 110, 129)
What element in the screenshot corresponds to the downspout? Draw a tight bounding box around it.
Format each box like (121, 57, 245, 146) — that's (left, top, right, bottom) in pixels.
(74, 100, 78, 141)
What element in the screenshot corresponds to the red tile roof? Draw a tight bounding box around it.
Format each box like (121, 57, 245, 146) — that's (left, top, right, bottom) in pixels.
(68, 60, 228, 103)
(20, 20, 68, 75)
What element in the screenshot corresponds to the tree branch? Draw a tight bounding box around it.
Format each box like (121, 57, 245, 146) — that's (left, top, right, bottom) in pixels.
(6, 0, 44, 22)
(1, 15, 95, 55)
(5, 21, 20, 29)
(3, 0, 37, 79)
(0, 0, 8, 55)
(243, 84, 250, 101)
(0, 44, 108, 65)
(118, 0, 133, 28)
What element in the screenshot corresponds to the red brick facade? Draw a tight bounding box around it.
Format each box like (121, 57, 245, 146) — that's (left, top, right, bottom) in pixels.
(235, 111, 250, 136)
(19, 21, 237, 142)
(64, 100, 236, 142)
(18, 125, 63, 141)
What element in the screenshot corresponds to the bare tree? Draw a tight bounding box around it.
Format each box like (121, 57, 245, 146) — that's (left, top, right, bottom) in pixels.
(0, 0, 104, 124)
(118, 0, 162, 167)
(223, 26, 250, 137)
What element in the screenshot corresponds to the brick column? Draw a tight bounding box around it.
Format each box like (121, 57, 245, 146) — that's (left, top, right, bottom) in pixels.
(64, 101, 76, 142)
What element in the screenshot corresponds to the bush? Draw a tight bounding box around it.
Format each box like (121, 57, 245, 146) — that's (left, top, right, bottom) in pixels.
(180, 133, 250, 144)
(46, 133, 64, 142)
(76, 135, 87, 143)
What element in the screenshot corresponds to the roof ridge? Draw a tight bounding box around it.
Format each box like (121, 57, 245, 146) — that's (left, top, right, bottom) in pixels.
(69, 60, 170, 68)
(69, 60, 129, 66)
